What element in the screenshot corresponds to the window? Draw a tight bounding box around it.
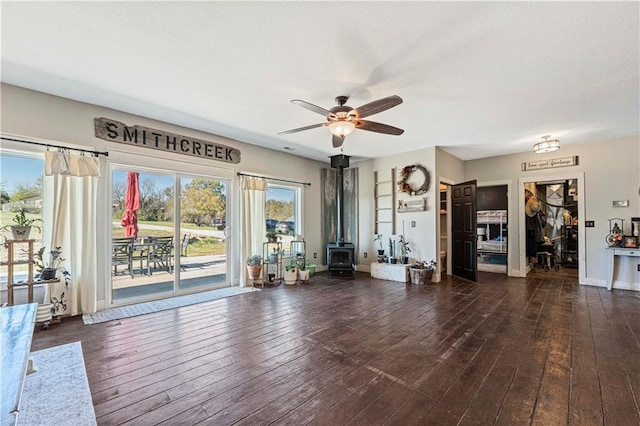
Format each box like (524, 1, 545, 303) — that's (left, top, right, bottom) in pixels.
(266, 183, 301, 249)
(1, 152, 45, 284)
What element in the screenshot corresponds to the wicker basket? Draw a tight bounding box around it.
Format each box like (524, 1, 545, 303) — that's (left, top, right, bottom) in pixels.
(409, 267, 434, 285)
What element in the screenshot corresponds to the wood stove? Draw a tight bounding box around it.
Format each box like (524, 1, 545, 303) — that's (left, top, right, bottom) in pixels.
(327, 154, 355, 277)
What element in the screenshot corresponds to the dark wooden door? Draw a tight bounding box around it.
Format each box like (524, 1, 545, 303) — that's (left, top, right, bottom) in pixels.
(452, 180, 477, 281)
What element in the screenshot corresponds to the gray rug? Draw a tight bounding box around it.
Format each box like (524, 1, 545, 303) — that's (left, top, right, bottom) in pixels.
(82, 286, 259, 325)
(18, 341, 96, 426)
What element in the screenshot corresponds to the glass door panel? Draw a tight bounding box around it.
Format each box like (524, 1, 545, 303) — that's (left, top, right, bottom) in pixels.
(177, 176, 228, 291)
(111, 169, 175, 302)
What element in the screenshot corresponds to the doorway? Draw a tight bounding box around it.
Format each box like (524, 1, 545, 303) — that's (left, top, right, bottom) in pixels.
(110, 168, 230, 304)
(477, 185, 508, 274)
(522, 177, 581, 281)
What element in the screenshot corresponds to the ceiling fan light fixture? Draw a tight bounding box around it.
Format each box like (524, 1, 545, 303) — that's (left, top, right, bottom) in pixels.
(328, 120, 355, 137)
(533, 135, 560, 154)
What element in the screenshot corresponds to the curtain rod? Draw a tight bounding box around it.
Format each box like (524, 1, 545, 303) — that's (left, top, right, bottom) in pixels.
(1, 136, 109, 157)
(237, 172, 311, 187)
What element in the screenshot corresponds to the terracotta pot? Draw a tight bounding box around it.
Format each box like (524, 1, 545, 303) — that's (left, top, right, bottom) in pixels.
(247, 265, 263, 280)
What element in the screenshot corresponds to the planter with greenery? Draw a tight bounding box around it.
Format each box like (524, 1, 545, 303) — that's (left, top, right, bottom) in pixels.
(33, 246, 71, 316)
(373, 234, 384, 256)
(246, 254, 263, 280)
(296, 253, 310, 282)
(266, 231, 279, 243)
(399, 235, 411, 264)
(284, 257, 298, 285)
(268, 247, 283, 263)
(1, 210, 42, 240)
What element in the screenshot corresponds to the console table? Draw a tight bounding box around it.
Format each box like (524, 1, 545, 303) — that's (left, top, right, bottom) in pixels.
(371, 262, 413, 282)
(606, 247, 640, 290)
(1, 303, 37, 426)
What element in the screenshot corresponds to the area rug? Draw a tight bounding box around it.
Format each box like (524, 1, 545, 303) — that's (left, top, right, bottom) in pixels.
(82, 286, 260, 325)
(18, 341, 96, 426)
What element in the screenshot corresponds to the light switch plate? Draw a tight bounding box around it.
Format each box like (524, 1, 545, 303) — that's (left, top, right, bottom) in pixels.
(585, 220, 595, 227)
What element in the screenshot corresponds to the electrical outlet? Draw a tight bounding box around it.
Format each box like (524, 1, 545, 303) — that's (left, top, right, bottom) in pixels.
(313, 252, 317, 259)
(411, 221, 416, 227)
(364, 252, 368, 258)
(585, 220, 595, 227)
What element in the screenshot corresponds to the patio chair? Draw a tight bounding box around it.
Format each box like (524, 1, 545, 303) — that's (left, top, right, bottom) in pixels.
(112, 237, 134, 278)
(148, 236, 173, 273)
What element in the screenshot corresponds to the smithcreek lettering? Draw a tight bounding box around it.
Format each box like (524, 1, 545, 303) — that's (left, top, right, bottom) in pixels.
(94, 117, 241, 164)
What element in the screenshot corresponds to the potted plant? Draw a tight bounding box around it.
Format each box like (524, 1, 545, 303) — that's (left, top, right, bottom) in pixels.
(246, 254, 263, 280)
(409, 259, 437, 285)
(399, 235, 411, 264)
(297, 253, 310, 282)
(268, 247, 282, 263)
(373, 234, 384, 256)
(32, 246, 71, 316)
(266, 230, 279, 243)
(1, 210, 42, 240)
(284, 257, 298, 285)
(388, 237, 397, 264)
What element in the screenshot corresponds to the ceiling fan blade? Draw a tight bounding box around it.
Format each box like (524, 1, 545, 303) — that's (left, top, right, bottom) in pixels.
(353, 95, 403, 119)
(355, 120, 404, 135)
(277, 123, 326, 135)
(332, 134, 345, 148)
(291, 100, 336, 118)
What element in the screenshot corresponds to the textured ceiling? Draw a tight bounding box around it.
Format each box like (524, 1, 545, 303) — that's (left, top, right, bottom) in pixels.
(1, 2, 638, 163)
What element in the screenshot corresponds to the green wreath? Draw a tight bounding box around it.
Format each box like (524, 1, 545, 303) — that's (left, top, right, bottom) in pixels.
(398, 164, 430, 196)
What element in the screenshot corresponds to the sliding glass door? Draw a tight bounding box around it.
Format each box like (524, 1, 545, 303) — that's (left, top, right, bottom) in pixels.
(177, 176, 227, 292)
(111, 167, 229, 303)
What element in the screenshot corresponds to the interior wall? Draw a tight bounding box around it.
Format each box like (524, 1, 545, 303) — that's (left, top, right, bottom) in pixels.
(356, 147, 437, 273)
(465, 135, 640, 288)
(0, 83, 328, 307)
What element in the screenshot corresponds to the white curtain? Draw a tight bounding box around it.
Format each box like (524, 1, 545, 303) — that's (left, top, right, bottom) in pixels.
(240, 176, 266, 286)
(43, 151, 100, 315)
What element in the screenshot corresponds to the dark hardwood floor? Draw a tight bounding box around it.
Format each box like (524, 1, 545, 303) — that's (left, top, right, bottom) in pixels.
(31, 270, 640, 425)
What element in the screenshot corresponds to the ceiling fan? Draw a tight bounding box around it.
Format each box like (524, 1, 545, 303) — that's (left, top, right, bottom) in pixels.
(278, 95, 404, 148)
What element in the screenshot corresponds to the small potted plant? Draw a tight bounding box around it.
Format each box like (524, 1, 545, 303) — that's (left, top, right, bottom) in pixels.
(284, 257, 298, 285)
(1, 210, 42, 240)
(268, 247, 282, 263)
(373, 234, 384, 256)
(409, 259, 437, 285)
(32, 246, 71, 317)
(297, 252, 310, 282)
(246, 254, 263, 280)
(266, 230, 279, 243)
(399, 235, 411, 264)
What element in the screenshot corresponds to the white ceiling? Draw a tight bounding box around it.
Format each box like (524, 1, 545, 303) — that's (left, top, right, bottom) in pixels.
(2, 2, 638, 163)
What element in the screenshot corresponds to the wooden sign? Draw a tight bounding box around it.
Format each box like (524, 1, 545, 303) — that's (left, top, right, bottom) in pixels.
(94, 117, 241, 164)
(521, 156, 577, 171)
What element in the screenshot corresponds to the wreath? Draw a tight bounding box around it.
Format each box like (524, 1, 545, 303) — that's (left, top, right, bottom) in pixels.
(398, 164, 430, 196)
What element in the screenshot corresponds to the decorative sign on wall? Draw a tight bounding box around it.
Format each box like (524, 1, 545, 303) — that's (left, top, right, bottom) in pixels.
(94, 117, 241, 164)
(521, 156, 577, 171)
(397, 198, 428, 213)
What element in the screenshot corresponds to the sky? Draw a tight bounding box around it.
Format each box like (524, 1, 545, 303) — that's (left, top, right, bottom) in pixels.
(0, 155, 42, 192)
